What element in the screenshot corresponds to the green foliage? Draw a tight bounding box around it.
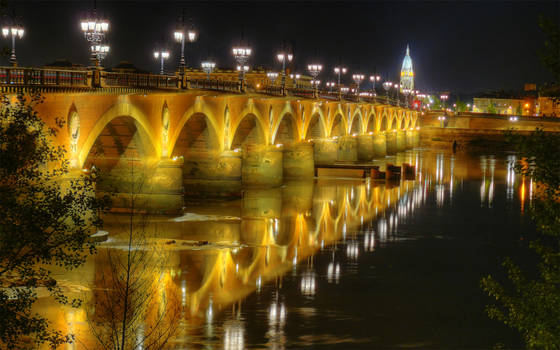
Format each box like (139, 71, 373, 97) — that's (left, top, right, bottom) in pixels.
(487, 102, 497, 114)
(482, 130, 560, 349)
(0, 93, 103, 348)
(423, 95, 442, 110)
(516, 103, 523, 115)
(455, 98, 467, 112)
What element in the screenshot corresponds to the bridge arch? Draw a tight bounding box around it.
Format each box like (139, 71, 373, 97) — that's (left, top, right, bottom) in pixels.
(79, 102, 158, 168)
(272, 112, 299, 145)
(305, 112, 327, 140)
(366, 109, 376, 134)
(231, 113, 266, 150)
(379, 109, 389, 132)
(349, 109, 363, 135)
(170, 102, 222, 154)
(170, 112, 220, 158)
(330, 113, 346, 137)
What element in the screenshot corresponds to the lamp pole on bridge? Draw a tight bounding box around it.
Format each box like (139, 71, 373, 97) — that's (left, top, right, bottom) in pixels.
(201, 61, 216, 80)
(174, 12, 197, 71)
(382, 81, 393, 105)
(334, 67, 347, 98)
(370, 75, 380, 101)
(154, 49, 170, 75)
(80, 7, 109, 67)
(2, 21, 24, 67)
(232, 46, 251, 92)
(308, 64, 322, 98)
(277, 52, 292, 95)
(352, 74, 365, 99)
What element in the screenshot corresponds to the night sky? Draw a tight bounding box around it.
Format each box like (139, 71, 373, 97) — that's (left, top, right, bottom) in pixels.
(8, 1, 560, 94)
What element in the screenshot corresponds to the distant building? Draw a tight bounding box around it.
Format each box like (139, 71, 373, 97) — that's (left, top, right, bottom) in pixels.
(399, 45, 414, 93)
(537, 97, 560, 117)
(473, 97, 525, 115)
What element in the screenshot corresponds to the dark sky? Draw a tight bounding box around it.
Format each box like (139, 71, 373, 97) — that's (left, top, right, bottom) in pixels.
(8, 0, 560, 94)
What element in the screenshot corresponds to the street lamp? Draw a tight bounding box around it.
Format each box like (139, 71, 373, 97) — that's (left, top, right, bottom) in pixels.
(267, 72, 279, 87)
(440, 94, 449, 110)
(394, 83, 400, 106)
(326, 81, 336, 92)
(277, 52, 292, 94)
(2, 22, 24, 66)
(174, 24, 196, 70)
(289, 73, 301, 89)
(403, 88, 411, 108)
(154, 50, 170, 75)
(370, 75, 380, 94)
(233, 46, 252, 90)
(334, 67, 347, 93)
(80, 7, 109, 66)
(201, 61, 215, 80)
(352, 74, 365, 96)
(382, 81, 393, 104)
(437, 115, 447, 128)
(308, 63, 322, 97)
(91, 44, 109, 63)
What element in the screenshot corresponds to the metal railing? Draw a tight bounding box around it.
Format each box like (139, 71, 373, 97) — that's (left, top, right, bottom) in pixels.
(103, 72, 179, 89)
(0, 67, 88, 87)
(189, 79, 240, 92)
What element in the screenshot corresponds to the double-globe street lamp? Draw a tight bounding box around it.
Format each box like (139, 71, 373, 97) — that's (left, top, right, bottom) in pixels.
(370, 75, 380, 95)
(173, 21, 196, 70)
(382, 81, 393, 104)
(80, 8, 109, 66)
(277, 52, 292, 95)
(232, 46, 251, 91)
(308, 63, 322, 97)
(290, 73, 301, 89)
(440, 94, 449, 110)
(2, 19, 24, 66)
(334, 66, 347, 96)
(154, 49, 170, 75)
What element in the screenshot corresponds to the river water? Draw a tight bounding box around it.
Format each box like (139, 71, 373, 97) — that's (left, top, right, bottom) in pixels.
(36, 149, 534, 349)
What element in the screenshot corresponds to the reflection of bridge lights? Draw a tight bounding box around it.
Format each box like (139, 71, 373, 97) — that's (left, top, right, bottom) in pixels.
(506, 155, 516, 202)
(327, 262, 341, 284)
(256, 276, 262, 292)
(206, 298, 213, 323)
(300, 271, 316, 296)
(224, 320, 245, 350)
(436, 184, 445, 207)
(268, 302, 287, 326)
(181, 280, 187, 307)
(346, 242, 359, 260)
(378, 219, 388, 241)
(364, 232, 375, 252)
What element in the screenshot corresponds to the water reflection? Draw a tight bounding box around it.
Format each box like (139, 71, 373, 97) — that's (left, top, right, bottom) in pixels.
(34, 149, 533, 349)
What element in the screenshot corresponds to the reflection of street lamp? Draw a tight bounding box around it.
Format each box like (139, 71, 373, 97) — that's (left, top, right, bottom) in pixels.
(277, 52, 292, 94)
(352, 74, 364, 96)
(232, 46, 252, 89)
(201, 61, 215, 80)
(382, 81, 392, 103)
(154, 49, 170, 75)
(308, 63, 322, 97)
(437, 115, 447, 127)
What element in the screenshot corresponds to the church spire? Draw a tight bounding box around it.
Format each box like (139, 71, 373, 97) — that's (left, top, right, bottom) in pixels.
(400, 45, 414, 92)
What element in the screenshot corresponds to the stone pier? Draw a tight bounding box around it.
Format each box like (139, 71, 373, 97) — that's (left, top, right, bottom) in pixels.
(283, 142, 315, 178)
(386, 132, 397, 155)
(372, 133, 387, 158)
(357, 135, 374, 161)
(242, 144, 283, 187)
(396, 131, 407, 152)
(313, 138, 338, 165)
(337, 135, 358, 162)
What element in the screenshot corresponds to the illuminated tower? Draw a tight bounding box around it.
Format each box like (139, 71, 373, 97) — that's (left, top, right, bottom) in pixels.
(400, 44, 414, 92)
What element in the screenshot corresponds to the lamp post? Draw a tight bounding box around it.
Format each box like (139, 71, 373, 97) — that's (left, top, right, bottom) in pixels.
(173, 16, 196, 70)
(326, 81, 336, 93)
(334, 66, 347, 97)
(80, 8, 109, 66)
(232, 46, 251, 91)
(277, 52, 292, 95)
(382, 81, 392, 104)
(394, 83, 400, 106)
(308, 63, 322, 98)
(154, 50, 170, 75)
(2, 23, 24, 67)
(440, 94, 449, 110)
(403, 88, 411, 108)
(369, 75, 380, 94)
(352, 74, 365, 97)
(311, 79, 321, 95)
(289, 73, 300, 90)
(201, 61, 215, 80)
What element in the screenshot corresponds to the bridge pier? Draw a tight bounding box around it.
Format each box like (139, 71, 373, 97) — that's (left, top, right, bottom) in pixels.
(283, 142, 315, 178)
(357, 135, 374, 161)
(405, 130, 418, 149)
(372, 133, 387, 158)
(386, 131, 398, 155)
(313, 138, 338, 165)
(183, 151, 242, 197)
(242, 144, 283, 187)
(337, 135, 358, 162)
(396, 131, 407, 152)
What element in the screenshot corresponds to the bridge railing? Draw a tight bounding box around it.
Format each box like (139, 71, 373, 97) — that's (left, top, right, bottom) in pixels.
(189, 79, 240, 92)
(0, 67, 89, 87)
(102, 72, 179, 89)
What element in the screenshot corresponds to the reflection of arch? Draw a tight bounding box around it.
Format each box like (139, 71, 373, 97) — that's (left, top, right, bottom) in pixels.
(305, 113, 327, 139)
(171, 113, 220, 157)
(231, 114, 266, 149)
(272, 113, 298, 145)
(330, 113, 345, 137)
(79, 103, 158, 167)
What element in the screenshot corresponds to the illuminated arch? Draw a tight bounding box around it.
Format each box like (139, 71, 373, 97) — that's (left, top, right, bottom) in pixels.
(272, 112, 299, 145)
(170, 102, 222, 154)
(330, 113, 346, 137)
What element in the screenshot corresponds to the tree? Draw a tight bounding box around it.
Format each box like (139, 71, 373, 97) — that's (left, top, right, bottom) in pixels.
(0, 93, 103, 347)
(487, 102, 497, 114)
(516, 103, 523, 115)
(455, 98, 467, 112)
(86, 162, 180, 350)
(538, 16, 560, 83)
(481, 130, 560, 349)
